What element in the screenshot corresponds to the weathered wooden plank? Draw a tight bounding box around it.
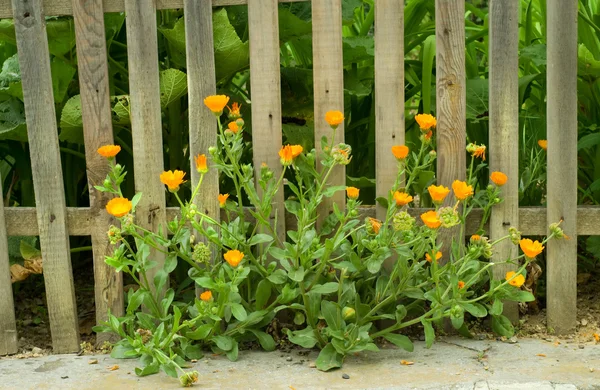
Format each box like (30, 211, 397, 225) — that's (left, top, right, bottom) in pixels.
(248, 0, 286, 245)
(374, 0, 404, 221)
(184, 0, 220, 297)
(489, 0, 519, 323)
(11, 0, 79, 353)
(72, 0, 123, 344)
(0, 179, 18, 355)
(0, 0, 309, 18)
(435, 0, 466, 262)
(312, 0, 345, 225)
(124, 0, 167, 294)
(546, 0, 578, 334)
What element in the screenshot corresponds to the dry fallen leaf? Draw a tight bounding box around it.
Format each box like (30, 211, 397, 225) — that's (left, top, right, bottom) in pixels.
(88, 359, 98, 365)
(400, 360, 414, 365)
(289, 387, 297, 390)
(107, 365, 119, 371)
(593, 333, 599, 342)
(536, 354, 546, 357)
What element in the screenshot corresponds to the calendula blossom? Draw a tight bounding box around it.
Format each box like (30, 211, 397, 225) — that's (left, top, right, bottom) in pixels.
(425, 251, 442, 263)
(366, 217, 382, 235)
(194, 154, 208, 173)
(325, 110, 344, 128)
(346, 187, 359, 200)
(458, 281, 465, 289)
(200, 290, 212, 302)
(505, 271, 525, 287)
(490, 171, 508, 186)
(227, 121, 240, 134)
(97, 144, 121, 158)
(452, 180, 474, 201)
(420, 211, 441, 229)
(228, 102, 241, 118)
(160, 170, 186, 192)
(279, 145, 303, 166)
(105, 197, 132, 218)
(538, 140, 547, 150)
(224, 249, 244, 267)
(204, 95, 229, 115)
(428, 184, 450, 204)
(519, 238, 544, 259)
(218, 193, 229, 208)
(393, 191, 413, 207)
(391, 145, 409, 160)
(415, 113, 436, 131)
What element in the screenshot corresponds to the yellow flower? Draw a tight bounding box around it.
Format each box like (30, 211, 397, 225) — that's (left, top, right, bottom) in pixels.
(278, 145, 303, 166)
(346, 187, 359, 200)
(425, 251, 442, 263)
(470, 234, 481, 243)
(160, 170, 186, 192)
(97, 144, 121, 158)
(200, 290, 212, 302)
(218, 193, 229, 208)
(538, 139, 547, 150)
(458, 280, 465, 289)
(393, 191, 413, 207)
(519, 238, 544, 259)
(106, 197, 132, 218)
(415, 113, 436, 131)
(490, 171, 507, 186)
(420, 211, 441, 229)
(325, 110, 344, 128)
(428, 184, 450, 204)
(473, 145, 486, 160)
(227, 121, 240, 134)
(367, 217, 382, 234)
(452, 180, 474, 201)
(195, 154, 208, 173)
(204, 95, 229, 115)
(228, 102, 242, 118)
(224, 249, 244, 267)
(391, 145, 409, 160)
(505, 271, 525, 287)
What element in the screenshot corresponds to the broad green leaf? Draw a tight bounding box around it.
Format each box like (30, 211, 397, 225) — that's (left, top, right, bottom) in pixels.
(422, 319, 435, 348)
(159, 68, 187, 108)
(310, 282, 339, 295)
(248, 233, 273, 246)
(382, 333, 414, 352)
(280, 284, 299, 304)
(267, 269, 287, 285)
(462, 302, 488, 318)
(315, 343, 344, 371)
(521, 44, 547, 66)
(160, 362, 178, 378)
(255, 279, 271, 309)
(50, 57, 76, 103)
(321, 300, 341, 331)
(211, 335, 233, 351)
(342, 0, 363, 25)
(163, 253, 178, 273)
(184, 344, 204, 360)
(322, 185, 347, 198)
(59, 95, 84, 144)
(135, 362, 159, 376)
(0, 97, 27, 142)
(288, 266, 305, 282)
(279, 7, 312, 42)
(577, 133, 600, 150)
(110, 344, 137, 359)
(46, 18, 76, 57)
(502, 288, 535, 302)
(185, 324, 212, 340)
(19, 239, 41, 260)
(286, 327, 318, 348)
(579, 43, 600, 77)
(343, 36, 374, 64)
(249, 329, 276, 351)
(225, 339, 239, 361)
(489, 299, 503, 316)
(230, 303, 247, 321)
(0, 54, 22, 100)
(491, 314, 514, 337)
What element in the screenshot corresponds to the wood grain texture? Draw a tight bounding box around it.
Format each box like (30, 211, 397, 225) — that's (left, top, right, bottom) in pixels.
(248, 0, 286, 245)
(374, 0, 404, 221)
(546, 0, 578, 334)
(184, 0, 220, 297)
(435, 0, 466, 262)
(0, 179, 17, 355)
(312, 0, 345, 226)
(489, 0, 519, 323)
(11, 0, 79, 353)
(72, 0, 123, 344)
(0, 0, 308, 18)
(124, 0, 167, 295)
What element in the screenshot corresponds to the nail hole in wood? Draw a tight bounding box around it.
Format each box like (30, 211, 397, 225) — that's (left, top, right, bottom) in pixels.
(23, 12, 30, 18)
(50, 214, 56, 223)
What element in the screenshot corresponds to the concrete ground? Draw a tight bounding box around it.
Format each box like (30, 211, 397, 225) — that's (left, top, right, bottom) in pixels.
(0, 337, 599, 389)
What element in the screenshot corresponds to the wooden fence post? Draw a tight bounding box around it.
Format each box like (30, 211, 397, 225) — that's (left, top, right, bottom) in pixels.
(11, 0, 80, 353)
(0, 178, 17, 355)
(546, 0, 578, 334)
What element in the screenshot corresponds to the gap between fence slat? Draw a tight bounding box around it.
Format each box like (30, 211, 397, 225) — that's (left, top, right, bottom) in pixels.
(489, 0, 519, 323)
(124, 0, 167, 296)
(312, 0, 345, 227)
(0, 178, 17, 355)
(546, 0, 578, 334)
(11, 0, 80, 353)
(248, 0, 286, 247)
(184, 0, 220, 297)
(72, 0, 124, 345)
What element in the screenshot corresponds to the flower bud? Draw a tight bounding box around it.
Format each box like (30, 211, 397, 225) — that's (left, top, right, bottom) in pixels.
(392, 211, 415, 232)
(103, 178, 112, 188)
(508, 227, 521, 245)
(549, 221, 568, 239)
(192, 242, 212, 264)
(208, 146, 218, 155)
(236, 118, 245, 128)
(438, 207, 460, 228)
(179, 371, 199, 387)
(342, 307, 356, 321)
(107, 225, 122, 245)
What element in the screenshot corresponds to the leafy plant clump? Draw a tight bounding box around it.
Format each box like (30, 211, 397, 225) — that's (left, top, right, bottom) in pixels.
(94, 96, 565, 386)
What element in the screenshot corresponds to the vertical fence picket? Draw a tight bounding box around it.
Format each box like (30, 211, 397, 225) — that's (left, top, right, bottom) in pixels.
(11, 0, 79, 353)
(546, 0, 578, 334)
(435, 0, 466, 260)
(124, 0, 167, 295)
(72, 0, 124, 343)
(0, 179, 17, 355)
(184, 0, 220, 296)
(489, 0, 519, 322)
(248, 0, 286, 245)
(374, 0, 404, 221)
(312, 0, 345, 224)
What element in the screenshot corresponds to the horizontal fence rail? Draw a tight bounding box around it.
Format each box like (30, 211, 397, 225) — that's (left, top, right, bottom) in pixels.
(0, 0, 584, 353)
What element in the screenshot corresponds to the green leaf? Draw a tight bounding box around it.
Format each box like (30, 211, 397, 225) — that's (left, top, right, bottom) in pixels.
(422, 319, 435, 348)
(322, 185, 347, 198)
(315, 343, 344, 371)
(491, 314, 514, 337)
(185, 324, 212, 340)
(451, 311, 464, 330)
(212, 335, 234, 351)
(521, 44, 547, 66)
(110, 344, 137, 359)
(225, 340, 239, 361)
(0, 97, 27, 142)
(230, 303, 247, 321)
(286, 327, 318, 348)
(163, 253, 178, 273)
(267, 269, 287, 285)
(278, 7, 312, 42)
(343, 36, 374, 64)
(288, 266, 305, 282)
(159, 68, 187, 108)
(248, 234, 273, 246)
(342, 0, 363, 25)
(184, 344, 204, 360)
(19, 239, 41, 260)
(50, 57, 76, 103)
(321, 300, 341, 331)
(59, 95, 84, 144)
(255, 279, 271, 310)
(160, 362, 178, 378)
(501, 287, 536, 302)
(0, 54, 22, 100)
(578, 133, 600, 150)
(382, 333, 414, 352)
(489, 299, 503, 316)
(462, 302, 487, 318)
(280, 284, 299, 304)
(213, 10, 250, 81)
(135, 362, 159, 376)
(249, 330, 276, 351)
(46, 18, 76, 57)
(310, 282, 339, 295)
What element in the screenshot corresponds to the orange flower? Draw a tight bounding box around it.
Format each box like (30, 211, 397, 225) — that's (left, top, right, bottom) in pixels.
(425, 130, 433, 140)
(393, 191, 413, 207)
(458, 280, 465, 289)
(224, 249, 244, 267)
(367, 217, 382, 234)
(391, 145, 409, 160)
(420, 211, 441, 229)
(593, 333, 599, 342)
(218, 193, 229, 207)
(195, 154, 208, 173)
(428, 184, 450, 204)
(200, 290, 212, 302)
(452, 180, 474, 201)
(490, 171, 507, 186)
(538, 139, 547, 150)
(472, 145, 486, 161)
(279, 145, 303, 166)
(160, 170, 186, 192)
(470, 234, 481, 243)
(204, 95, 229, 114)
(425, 251, 442, 263)
(106, 197, 132, 218)
(505, 271, 525, 287)
(415, 113, 436, 131)
(519, 238, 544, 259)
(346, 187, 359, 200)
(97, 145, 121, 158)
(325, 110, 344, 128)
(227, 121, 240, 134)
(228, 102, 242, 118)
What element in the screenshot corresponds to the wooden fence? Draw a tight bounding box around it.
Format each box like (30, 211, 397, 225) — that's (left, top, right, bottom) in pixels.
(0, 0, 584, 355)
